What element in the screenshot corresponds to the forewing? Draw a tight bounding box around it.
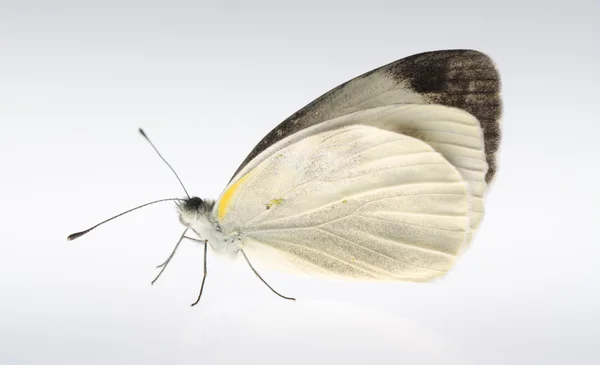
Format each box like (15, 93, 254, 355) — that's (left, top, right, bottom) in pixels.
(216, 125, 471, 281)
(231, 49, 501, 184)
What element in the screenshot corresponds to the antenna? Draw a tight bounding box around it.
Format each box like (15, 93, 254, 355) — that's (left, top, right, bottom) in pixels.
(139, 128, 190, 199)
(67, 198, 184, 241)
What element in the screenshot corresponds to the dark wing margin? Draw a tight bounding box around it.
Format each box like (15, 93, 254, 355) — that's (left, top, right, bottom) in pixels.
(232, 49, 502, 183)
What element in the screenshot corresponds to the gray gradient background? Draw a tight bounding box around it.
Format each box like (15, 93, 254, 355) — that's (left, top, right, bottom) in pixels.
(1, 1, 598, 364)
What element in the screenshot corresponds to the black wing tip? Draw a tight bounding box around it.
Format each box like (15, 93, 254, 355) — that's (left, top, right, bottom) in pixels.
(394, 50, 500, 92)
(390, 49, 502, 183)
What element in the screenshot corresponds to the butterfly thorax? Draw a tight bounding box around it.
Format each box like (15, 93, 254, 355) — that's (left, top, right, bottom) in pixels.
(178, 197, 241, 257)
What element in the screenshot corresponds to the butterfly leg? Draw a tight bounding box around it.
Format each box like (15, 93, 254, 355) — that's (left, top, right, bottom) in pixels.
(152, 229, 205, 284)
(151, 227, 190, 285)
(240, 249, 296, 301)
(190, 239, 208, 307)
(151, 229, 208, 306)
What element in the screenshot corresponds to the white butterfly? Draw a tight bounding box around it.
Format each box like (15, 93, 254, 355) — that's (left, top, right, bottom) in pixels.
(69, 50, 502, 305)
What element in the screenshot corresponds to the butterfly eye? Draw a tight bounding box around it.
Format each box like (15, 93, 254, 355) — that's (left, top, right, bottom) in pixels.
(183, 196, 204, 212)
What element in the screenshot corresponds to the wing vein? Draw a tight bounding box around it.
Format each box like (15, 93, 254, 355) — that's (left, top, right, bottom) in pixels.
(315, 228, 448, 273)
(244, 188, 466, 227)
(255, 236, 381, 278)
(353, 213, 464, 232)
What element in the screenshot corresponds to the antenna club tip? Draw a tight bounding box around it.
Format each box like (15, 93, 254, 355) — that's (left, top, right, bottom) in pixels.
(138, 128, 147, 137)
(67, 231, 87, 241)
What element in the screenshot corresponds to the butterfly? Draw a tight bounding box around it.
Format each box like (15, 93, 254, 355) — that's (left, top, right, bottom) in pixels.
(69, 49, 502, 305)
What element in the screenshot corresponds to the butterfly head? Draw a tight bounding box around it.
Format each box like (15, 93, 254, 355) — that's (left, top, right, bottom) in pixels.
(178, 196, 235, 256)
(178, 197, 216, 226)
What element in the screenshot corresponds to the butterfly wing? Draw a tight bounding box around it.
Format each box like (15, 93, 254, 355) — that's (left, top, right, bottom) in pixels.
(227, 104, 488, 252)
(231, 49, 501, 185)
(215, 123, 472, 281)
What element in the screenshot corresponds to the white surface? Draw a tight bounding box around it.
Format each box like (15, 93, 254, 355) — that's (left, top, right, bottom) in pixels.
(220, 124, 471, 280)
(1, 1, 598, 364)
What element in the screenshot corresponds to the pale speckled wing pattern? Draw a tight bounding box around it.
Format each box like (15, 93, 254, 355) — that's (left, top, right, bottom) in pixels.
(231, 49, 501, 184)
(217, 125, 471, 281)
(226, 104, 488, 252)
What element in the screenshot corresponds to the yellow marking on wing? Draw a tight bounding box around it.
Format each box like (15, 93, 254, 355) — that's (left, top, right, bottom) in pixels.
(266, 197, 284, 210)
(270, 198, 284, 205)
(217, 173, 251, 219)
